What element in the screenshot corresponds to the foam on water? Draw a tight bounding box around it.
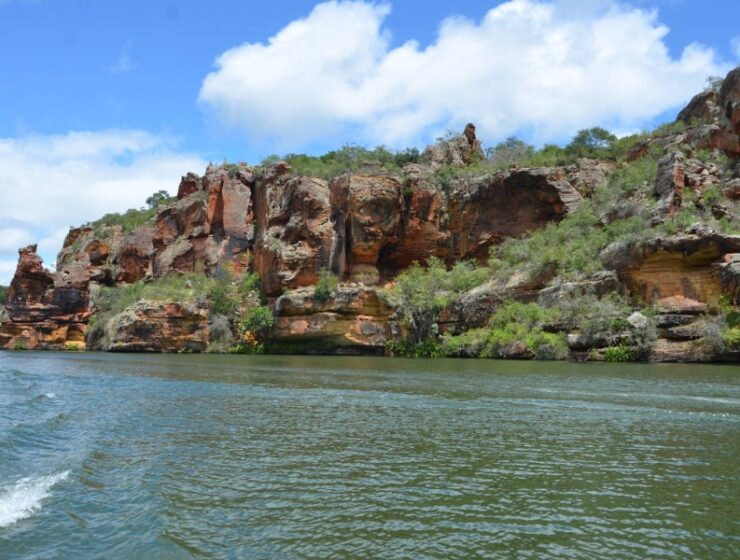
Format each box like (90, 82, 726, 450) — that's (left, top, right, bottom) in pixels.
(0, 471, 69, 528)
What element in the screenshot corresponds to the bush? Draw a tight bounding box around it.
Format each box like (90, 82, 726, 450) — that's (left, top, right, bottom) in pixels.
(314, 269, 339, 301)
(208, 314, 233, 352)
(604, 345, 634, 362)
(261, 145, 420, 178)
(385, 257, 488, 344)
(441, 302, 568, 360)
(240, 306, 275, 343)
(386, 340, 443, 358)
(0, 285, 8, 305)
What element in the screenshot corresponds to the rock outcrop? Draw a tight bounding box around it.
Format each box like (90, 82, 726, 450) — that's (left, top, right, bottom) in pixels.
(423, 123, 484, 167)
(105, 301, 209, 352)
(1, 63, 738, 360)
(600, 231, 740, 304)
(273, 286, 395, 353)
(0, 245, 88, 350)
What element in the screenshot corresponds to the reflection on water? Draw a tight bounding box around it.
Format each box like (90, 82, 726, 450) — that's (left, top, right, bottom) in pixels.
(1, 352, 738, 559)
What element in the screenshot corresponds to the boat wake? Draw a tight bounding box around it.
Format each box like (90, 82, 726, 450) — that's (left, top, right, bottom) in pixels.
(0, 471, 69, 528)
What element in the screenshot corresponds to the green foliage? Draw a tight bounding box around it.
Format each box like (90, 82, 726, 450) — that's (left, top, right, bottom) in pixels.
(486, 136, 535, 166)
(442, 302, 569, 360)
(566, 127, 617, 158)
(386, 340, 443, 358)
(603, 345, 634, 362)
(705, 75, 724, 94)
(262, 145, 420, 178)
(314, 269, 339, 302)
(0, 285, 8, 305)
(722, 326, 740, 348)
(240, 306, 275, 342)
(228, 342, 265, 354)
(558, 294, 633, 339)
(145, 190, 174, 209)
(490, 201, 648, 282)
(12, 340, 26, 351)
(87, 206, 159, 234)
(386, 258, 488, 344)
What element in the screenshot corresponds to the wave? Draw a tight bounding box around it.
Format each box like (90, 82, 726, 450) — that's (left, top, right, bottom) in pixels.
(0, 471, 69, 528)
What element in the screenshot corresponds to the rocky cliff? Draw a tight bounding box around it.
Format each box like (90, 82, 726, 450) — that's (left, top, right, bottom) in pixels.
(1, 68, 739, 362)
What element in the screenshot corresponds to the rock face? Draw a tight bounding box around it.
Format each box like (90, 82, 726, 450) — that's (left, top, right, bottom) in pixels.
(0, 245, 88, 350)
(254, 167, 334, 296)
(273, 286, 395, 353)
(329, 173, 403, 284)
(445, 168, 582, 261)
(105, 301, 209, 352)
(153, 165, 255, 278)
(423, 123, 484, 167)
(601, 232, 740, 304)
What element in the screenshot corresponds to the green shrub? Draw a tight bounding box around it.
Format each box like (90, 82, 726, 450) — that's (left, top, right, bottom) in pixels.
(604, 345, 634, 362)
(385, 257, 488, 344)
(441, 302, 568, 360)
(386, 340, 443, 358)
(0, 285, 8, 306)
(722, 326, 740, 349)
(314, 269, 339, 301)
(261, 145, 420, 179)
(240, 306, 275, 342)
(12, 340, 26, 351)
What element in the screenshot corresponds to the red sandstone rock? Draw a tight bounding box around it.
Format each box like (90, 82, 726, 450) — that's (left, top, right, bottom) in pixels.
(106, 301, 209, 352)
(274, 286, 394, 352)
(254, 166, 334, 296)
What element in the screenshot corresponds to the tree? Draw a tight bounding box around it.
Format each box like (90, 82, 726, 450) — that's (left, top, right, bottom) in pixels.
(486, 136, 535, 166)
(386, 258, 487, 345)
(145, 190, 172, 209)
(566, 127, 617, 158)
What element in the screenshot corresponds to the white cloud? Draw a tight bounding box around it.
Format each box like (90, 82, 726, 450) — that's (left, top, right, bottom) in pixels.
(0, 129, 206, 284)
(199, 0, 730, 149)
(0, 228, 33, 253)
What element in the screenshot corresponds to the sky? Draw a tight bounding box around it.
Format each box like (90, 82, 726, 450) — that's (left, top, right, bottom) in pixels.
(0, 0, 738, 284)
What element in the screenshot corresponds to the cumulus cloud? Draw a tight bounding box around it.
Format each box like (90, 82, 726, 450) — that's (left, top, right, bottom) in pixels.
(0, 130, 206, 283)
(199, 0, 729, 149)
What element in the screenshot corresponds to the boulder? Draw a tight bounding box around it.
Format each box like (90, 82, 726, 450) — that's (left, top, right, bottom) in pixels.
(445, 168, 582, 261)
(106, 301, 209, 352)
(273, 286, 394, 353)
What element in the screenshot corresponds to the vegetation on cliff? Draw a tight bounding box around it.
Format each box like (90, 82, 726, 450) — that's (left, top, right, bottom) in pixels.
(1, 67, 738, 361)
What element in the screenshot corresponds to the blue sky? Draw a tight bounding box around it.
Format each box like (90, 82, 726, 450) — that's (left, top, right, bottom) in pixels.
(0, 0, 738, 283)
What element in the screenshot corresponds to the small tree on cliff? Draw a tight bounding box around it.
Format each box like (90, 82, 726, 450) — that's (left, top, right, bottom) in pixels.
(145, 190, 172, 209)
(566, 127, 617, 158)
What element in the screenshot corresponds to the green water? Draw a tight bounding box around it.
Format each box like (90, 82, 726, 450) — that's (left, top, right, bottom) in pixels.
(0, 352, 738, 558)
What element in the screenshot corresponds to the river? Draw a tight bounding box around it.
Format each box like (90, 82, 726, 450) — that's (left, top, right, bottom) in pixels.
(0, 352, 738, 558)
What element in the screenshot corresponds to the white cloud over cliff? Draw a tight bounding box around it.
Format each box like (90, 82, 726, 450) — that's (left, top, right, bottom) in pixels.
(0, 130, 206, 284)
(199, 0, 729, 149)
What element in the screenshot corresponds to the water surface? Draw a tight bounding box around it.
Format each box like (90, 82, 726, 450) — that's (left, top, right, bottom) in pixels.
(1, 352, 738, 558)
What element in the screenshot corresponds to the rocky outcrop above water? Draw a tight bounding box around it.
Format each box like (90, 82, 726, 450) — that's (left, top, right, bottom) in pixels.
(273, 286, 395, 354)
(600, 230, 740, 304)
(1, 67, 738, 360)
(103, 301, 209, 353)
